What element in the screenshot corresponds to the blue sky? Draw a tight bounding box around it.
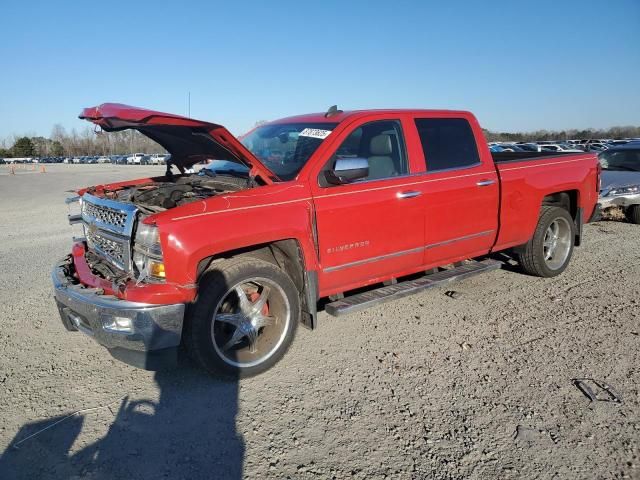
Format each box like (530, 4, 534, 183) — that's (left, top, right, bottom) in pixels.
(1, 0, 638, 139)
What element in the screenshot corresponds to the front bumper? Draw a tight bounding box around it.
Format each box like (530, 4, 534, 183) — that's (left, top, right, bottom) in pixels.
(598, 193, 640, 210)
(52, 257, 185, 370)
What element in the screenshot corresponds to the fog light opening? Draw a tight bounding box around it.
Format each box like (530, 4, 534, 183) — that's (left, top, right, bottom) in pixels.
(103, 316, 133, 333)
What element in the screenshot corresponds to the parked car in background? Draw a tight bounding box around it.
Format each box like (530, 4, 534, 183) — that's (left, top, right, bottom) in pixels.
(97, 156, 110, 163)
(584, 142, 607, 152)
(598, 144, 640, 224)
(150, 153, 169, 165)
(607, 140, 630, 147)
(540, 144, 583, 153)
(516, 143, 541, 152)
(499, 144, 525, 152)
(202, 159, 250, 176)
(126, 153, 146, 165)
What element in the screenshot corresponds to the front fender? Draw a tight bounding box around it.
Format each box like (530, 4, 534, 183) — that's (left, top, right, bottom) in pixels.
(152, 183, 319, 285)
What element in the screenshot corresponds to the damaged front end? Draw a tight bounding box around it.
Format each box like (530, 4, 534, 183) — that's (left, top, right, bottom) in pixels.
(55, 187, 211, 369)
(52, 253, 185, 369)
(69, 170, 250, 287)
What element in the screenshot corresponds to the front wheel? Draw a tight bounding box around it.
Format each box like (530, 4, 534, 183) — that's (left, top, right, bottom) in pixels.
(185, 257, 299, 378)
(517, 206, 575, 277)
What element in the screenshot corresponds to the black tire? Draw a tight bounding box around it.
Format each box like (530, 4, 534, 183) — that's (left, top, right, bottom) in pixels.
(517, 206, 575, 277)
(184, 257, 299, 378)
(625, 205, 640, 224)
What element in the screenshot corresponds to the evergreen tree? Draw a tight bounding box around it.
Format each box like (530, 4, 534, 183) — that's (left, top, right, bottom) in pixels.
(12, 137, 35, 157)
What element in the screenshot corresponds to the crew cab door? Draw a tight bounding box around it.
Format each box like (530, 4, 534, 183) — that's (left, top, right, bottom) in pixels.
(410, 115, 499, 265)
(310, 116, 426, 294)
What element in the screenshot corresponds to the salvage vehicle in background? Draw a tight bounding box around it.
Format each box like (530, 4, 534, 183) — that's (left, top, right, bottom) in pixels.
(149, 153, 169, 165)
(598, 144, 640, 224)
(52, 103, 600, 377)
(126, 153, 147, 165)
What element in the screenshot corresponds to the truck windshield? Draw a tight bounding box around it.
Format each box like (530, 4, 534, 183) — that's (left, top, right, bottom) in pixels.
(241, 122, 338, 180)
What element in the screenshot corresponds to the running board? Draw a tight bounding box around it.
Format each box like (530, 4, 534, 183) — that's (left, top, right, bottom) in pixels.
(324, 259, 502, 317)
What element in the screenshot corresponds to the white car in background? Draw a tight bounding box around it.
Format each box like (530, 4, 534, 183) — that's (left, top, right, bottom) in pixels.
(540, 144, 583, 153)
(149, 153, 169, 165)
(96, 156, 110, 164)
(126, 153, 146, 165)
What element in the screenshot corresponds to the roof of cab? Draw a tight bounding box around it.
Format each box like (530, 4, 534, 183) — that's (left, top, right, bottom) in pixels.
(268, 109, 474, 125)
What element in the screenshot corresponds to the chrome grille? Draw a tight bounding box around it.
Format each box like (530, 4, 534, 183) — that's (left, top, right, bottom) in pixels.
(86, 229, 128, 270)
(80, 193, 138, 271)
(82, 201, 128, 229)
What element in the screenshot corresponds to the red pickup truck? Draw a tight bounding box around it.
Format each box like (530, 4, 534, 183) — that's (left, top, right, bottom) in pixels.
(53, 104, 599, 377)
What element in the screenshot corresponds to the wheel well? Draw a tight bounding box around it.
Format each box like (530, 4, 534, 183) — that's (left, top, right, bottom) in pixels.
(542, 190, 578, 219)
(542, 190, 583, 245)
(196, 239, 305, 298)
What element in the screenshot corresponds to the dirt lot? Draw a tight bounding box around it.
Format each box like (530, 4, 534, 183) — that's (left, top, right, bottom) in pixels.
(0, 164, 638, 479)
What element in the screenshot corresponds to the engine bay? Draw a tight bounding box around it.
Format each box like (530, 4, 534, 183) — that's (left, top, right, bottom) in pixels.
(98, 171, 251, 212)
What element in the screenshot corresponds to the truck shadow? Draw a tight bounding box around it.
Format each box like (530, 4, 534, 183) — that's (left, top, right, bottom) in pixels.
(0, 359, 243, 480)
(1, 266, 244, 479)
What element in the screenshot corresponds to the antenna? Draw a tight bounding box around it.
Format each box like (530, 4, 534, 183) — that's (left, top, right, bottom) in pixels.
(325, 105, 343, 118)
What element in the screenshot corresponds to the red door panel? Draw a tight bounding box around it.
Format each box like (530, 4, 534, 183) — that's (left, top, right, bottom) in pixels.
(408, 114, 500, 266)
(313, 178, 425, 293)
(422, 168, 499, 265)
(309, 115, 427, 295)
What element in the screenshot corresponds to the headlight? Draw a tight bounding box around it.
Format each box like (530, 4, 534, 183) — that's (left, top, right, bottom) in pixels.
(608, 185, 640, 197)
(133, 220, 165, 282)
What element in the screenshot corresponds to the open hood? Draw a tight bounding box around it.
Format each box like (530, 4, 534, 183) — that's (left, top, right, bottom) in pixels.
(79, 103, 277, 183)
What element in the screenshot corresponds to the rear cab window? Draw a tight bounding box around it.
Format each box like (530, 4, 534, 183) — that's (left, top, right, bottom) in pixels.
(414, 118, 480, 172)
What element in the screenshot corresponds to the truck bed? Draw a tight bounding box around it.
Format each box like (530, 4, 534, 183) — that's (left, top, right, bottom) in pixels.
(492, 150, 599, 253)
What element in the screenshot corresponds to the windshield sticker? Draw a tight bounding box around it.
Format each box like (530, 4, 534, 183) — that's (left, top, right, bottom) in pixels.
(299, 128, 332, 139)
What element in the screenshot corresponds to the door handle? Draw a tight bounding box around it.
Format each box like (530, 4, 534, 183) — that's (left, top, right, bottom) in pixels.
(397, 190, 422, 199)
(476, 179, 495, 187)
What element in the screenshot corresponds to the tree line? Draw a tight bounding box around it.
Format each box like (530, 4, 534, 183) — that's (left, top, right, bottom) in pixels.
(0, 124, 165, 158)
(1, 123, 639, 158)
(482, 125, 640, 143)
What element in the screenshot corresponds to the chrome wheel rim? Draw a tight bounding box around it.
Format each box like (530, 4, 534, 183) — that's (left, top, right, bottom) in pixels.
(542, 217, 572, 270)
(211, 277, 290, 368)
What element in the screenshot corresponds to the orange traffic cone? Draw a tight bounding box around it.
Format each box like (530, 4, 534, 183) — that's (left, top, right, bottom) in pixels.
(9, 165, 15, 175)
(40, 166, 46, 173)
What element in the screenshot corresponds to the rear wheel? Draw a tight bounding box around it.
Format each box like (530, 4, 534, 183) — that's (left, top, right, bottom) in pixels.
(517, 206, 575, 277)
(625, 205, 640, 224)
(185, 257, 299, 378)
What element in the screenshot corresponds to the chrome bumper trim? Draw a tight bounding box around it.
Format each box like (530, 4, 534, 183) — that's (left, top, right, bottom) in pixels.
(52, 258, 184, 353)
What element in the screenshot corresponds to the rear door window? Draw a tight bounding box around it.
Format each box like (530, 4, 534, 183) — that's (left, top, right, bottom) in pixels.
(414, 118, 480, 172)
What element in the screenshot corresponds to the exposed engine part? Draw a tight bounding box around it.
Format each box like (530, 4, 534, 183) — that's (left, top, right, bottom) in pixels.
(85, 250, 131, 284)
(102, 173, 250, 211)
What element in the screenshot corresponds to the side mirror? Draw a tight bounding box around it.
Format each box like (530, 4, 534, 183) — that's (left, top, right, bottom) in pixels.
(325, 157, 369, 185)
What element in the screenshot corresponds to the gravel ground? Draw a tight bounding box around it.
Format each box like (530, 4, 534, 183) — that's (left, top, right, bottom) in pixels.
(0, 164, 638, 479)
